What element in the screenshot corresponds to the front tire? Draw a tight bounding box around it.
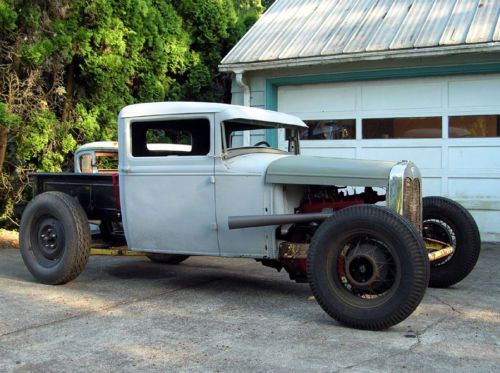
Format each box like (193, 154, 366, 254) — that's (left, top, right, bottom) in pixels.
(423, 196, 481, 288)
(307, 205, 429, 330)
(20, 192, 91, 285)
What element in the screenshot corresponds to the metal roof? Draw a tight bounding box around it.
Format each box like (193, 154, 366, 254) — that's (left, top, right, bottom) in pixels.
(220, 0, 500, 71)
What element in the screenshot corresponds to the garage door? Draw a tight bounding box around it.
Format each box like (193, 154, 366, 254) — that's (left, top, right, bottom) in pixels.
(277, 74, 500, 241)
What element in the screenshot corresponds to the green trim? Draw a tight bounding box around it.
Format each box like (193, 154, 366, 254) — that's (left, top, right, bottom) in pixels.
(264, 62, 500, 145)
(264, 79, 278, 146)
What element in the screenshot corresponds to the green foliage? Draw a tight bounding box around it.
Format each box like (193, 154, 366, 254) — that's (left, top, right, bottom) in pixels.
(0, 103, 21, 129)
(0, 0, 266, 227)
(0, 0, 17, 32)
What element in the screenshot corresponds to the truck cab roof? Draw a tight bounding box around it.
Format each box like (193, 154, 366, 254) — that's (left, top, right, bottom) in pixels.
(118, 102, 307, 129)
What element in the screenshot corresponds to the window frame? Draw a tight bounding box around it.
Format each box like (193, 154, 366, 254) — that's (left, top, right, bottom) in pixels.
(128, 116, 212, 159)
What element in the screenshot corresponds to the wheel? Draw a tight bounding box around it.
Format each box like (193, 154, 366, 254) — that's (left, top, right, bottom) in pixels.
(423, 196, 481, 288)
(20, 191, 91, 285)
(147, 253, 190, 264)
(307, 205, 429, 330)
(253, 141, 270, 147)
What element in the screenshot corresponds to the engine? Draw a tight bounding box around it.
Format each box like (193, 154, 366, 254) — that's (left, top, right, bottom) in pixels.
(300, 186, 385, 213)
(276, 186, 386, 283)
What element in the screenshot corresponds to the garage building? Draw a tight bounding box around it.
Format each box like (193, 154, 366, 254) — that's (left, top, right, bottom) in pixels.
(219, 0, 500, 241)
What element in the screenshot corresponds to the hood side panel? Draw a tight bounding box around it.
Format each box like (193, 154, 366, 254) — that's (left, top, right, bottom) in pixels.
(265, 156, 397, 188)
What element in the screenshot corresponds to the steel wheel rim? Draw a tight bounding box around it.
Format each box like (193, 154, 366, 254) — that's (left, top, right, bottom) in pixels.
(30, 215, 66, 268)
(328, 233, 401, 307)
(423, 219, 456, 266)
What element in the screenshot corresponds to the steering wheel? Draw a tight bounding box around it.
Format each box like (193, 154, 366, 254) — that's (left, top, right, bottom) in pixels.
(253, 141, 271, 147)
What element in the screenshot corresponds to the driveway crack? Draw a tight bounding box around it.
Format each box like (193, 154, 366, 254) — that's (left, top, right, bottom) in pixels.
(428, 293, 464, 315)
(0, 277, 223, 340)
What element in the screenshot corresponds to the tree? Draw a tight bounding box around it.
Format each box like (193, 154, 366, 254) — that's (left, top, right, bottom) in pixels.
(0, 0, 266, 227)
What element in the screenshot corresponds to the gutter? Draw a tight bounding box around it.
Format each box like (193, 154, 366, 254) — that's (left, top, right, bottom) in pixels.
(219, 43, 500, 72)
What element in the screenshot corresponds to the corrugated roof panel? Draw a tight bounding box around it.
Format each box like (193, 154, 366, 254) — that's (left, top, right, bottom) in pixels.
(250, 0, 306, 62)
(299, 0, 356, 57)
(466, 0, 500, 43)
(366, 0, 414, 51)
(390, 0, 435, 49)
(265, 0, 323, 61)
(279, 0, 339, 59)
(494, 9, 500, 39)
(440, 0, 479, 45)
(343, 0, 395, 53)
(259, 0, 318, 61)
(321, 0, 377, 55)
(415, 0, 457, 47)
(220, 0, 500, 69)
(221, 0, 291, 64)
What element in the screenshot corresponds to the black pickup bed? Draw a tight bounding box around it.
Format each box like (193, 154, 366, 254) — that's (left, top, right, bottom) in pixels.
(31, 173, 121, 224)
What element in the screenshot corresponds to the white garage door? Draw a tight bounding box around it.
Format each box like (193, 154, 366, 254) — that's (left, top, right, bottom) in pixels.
(277, 74, 500, 241)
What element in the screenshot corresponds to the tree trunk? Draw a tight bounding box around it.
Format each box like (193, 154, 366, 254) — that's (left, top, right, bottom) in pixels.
(62, 59, 76, 122)
(0, 126, 8, 171)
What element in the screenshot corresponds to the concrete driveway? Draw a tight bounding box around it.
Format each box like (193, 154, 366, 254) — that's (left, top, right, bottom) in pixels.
(0, 244, 499, 372)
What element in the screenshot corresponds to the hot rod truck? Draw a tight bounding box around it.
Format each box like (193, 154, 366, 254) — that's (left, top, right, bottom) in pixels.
(19, 102, 480, 330)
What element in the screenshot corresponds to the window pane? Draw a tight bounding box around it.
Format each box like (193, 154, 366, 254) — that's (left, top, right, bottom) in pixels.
(95, 152, 118, 171)
(362, 117, 441, 139)
(449, 115, 500, 138)
(131, 119, 210, 157)
(300, 119, 355, 140)
(145, 128, 193, 152)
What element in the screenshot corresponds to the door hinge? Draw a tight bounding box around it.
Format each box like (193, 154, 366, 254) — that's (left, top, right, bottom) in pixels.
(210, 175, 216, 184)
(211, 222, 218, 231)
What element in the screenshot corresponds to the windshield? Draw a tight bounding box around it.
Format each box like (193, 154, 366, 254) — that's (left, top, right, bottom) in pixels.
(222, 119, 300, 157)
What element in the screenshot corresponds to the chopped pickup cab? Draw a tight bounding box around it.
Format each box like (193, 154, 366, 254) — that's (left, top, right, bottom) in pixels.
(19, 102, 481, 330)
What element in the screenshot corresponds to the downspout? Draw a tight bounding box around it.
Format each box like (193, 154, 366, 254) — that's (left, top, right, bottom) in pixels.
(234, 70, 251, 146)
(235, 70, 250, 106)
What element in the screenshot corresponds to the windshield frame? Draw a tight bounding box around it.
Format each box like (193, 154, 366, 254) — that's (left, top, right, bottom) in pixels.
(221, 119, 301, 159)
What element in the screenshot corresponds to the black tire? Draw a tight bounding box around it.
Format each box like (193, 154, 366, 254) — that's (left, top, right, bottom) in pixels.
(20, 191, 91, 285)
(307, 205, 429, 330)
(147, 254, 190, 264)
(423, 196, 481, 288)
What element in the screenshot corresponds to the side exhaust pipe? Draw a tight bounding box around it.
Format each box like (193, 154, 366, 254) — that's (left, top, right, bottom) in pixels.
(228, 213, 332, 230)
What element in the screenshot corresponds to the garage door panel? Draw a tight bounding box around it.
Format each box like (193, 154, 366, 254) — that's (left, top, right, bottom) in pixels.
(448, 178, 500, 199)
(278, 84, 357, 113)
(300, 147, 356, 158)
(449, 77, 500, 108)
(448, 146, 500, 169)
(361, 82, 442, 111)
(359, 146, 442, 169)
(422, 177, 441, 196)
(468, 211, 500, 241)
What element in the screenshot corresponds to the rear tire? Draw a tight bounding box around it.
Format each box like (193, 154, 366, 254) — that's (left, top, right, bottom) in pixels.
(307, 205, 429, 330)
(20, 192, 91, 284)
(147, 254, 190, 264)
(423, 196, 481, 288)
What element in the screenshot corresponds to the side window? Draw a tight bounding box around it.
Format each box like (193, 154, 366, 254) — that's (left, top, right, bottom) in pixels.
(131, 119, 210, 157)
(80, 154, 93, 173)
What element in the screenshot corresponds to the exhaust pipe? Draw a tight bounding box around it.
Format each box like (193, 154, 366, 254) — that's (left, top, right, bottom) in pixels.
(228, 213, 332, 230)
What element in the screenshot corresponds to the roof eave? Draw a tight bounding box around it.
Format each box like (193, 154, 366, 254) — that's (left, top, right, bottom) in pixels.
(219, 43, 500, 72)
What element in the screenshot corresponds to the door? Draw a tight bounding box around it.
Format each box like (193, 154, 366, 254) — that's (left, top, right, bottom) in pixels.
(119, 115, 219, 255)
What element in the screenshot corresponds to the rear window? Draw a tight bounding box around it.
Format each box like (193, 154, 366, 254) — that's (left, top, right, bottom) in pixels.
(131, 119, 210, 157)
